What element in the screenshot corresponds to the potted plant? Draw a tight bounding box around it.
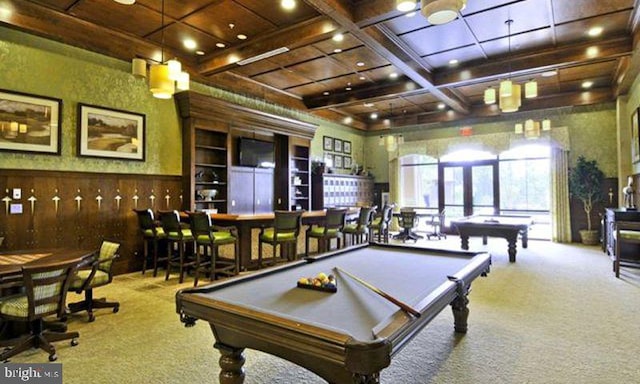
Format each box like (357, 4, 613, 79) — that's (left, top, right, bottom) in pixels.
(569, 156, 605, 245)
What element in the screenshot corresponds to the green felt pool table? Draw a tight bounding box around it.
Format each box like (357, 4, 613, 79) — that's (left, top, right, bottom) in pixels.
(176, 243, 491, 384)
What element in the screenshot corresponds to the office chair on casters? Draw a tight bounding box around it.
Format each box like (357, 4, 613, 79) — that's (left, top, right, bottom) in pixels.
(395, 210, 422, 243)
(0, 259, 80, 362)
(67, 240, 120, 322)
(426, 209, 447, 240)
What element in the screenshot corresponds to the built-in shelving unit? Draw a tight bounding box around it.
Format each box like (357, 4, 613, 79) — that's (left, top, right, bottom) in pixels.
(290, 144, 310, 210)
(193, 130, 228, 212)
(312, 173, 374, 209)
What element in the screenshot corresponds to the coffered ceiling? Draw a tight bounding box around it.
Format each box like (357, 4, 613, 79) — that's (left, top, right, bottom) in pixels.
(2, 0, 638, 131)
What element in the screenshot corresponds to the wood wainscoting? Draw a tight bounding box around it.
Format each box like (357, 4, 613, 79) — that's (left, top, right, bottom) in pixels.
(0, 169, 182, 275)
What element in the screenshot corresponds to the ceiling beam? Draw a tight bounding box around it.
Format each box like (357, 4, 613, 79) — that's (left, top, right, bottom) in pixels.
(198, 16, 338, 76)
(302, 0, 470, 114)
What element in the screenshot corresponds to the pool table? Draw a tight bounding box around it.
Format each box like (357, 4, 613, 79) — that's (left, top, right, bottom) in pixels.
(451, 215, 534, 262)
(176, 243, 491, 384)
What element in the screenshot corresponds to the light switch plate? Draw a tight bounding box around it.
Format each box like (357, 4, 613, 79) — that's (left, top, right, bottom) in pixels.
(12, 188, 21, 199)
(10, 203, 23, 214)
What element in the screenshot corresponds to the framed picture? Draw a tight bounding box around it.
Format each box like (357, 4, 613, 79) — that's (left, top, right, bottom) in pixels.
(324, 152, 334, 167)
(334, 138, 343, 153)
(343, 140, 351, 154)
(323, 136, 333, 151)
(77, 103, 145, 161)
(344, 156, 352, 169)
(0, 89, 62, 155)
(632, 108, 640, 163)
(334, 154, 343, 168)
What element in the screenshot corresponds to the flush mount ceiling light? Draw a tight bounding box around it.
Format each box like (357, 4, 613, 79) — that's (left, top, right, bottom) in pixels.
(396, 0, 417, 12)
(421, 0, 466, 25)
(113, 0, 135, 4)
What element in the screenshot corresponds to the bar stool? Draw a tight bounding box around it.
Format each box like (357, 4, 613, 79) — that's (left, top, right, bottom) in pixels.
(305, 208, 347, 256)
(370, 204, 394, 243)
(158, 210, 195, 283)
(188, 211, 239, 286)
(133, 209, 166, 276)
(343, 206, 376, 245)
(258, 210, 303, 268)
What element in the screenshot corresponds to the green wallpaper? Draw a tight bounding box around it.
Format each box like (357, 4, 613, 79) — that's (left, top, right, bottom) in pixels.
(0, 28, 181, 175)
(365, 106, 618, 183)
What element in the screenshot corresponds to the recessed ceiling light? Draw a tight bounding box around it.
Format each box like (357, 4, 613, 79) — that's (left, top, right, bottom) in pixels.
(356, 62, 365, 67)
(587, 26, 603, 37)
(237, 34, 247, 40)
(332, 33, 344, 42)
(582, 81, 594, 89)
(195, 50, 205, 56)
(389, 72, 398, 79)
(359, 76, 366, 80)
(323, 91, 330, 95)
(406, 11, 417, 17)
(216, 43, 226, 48)
(448, 59, 459, 66)
(183, 39, 197, 50)
(437, 103, 446, 110)
(541, 70, 557, 77)
(346, 87, 352, 91)
(281, 0, 296, 10)
(229, 23, 235, 29)
(364, 102, 374, 107)
(343, 116, 353, 124)
(586, 46, 599, 57)
(370, 112, 378, 120)
(333, 48, 342, 53)
(0, 7, 11, 18)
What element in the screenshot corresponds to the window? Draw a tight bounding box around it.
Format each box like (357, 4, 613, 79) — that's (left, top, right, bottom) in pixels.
(499, 145, 550, 213)
(399, 155, 438, 208)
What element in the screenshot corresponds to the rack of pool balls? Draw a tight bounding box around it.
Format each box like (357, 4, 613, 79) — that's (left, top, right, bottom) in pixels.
(297, 272, 337, 293)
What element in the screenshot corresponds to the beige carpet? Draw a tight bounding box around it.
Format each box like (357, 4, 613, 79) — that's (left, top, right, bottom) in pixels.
(8, 237, 640, 384)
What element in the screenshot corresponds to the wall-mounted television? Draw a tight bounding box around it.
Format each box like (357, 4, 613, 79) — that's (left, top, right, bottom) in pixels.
(238, 138, 275, 168)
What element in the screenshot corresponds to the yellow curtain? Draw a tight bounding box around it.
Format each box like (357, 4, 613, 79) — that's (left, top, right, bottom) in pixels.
(551, 147, 572, 242)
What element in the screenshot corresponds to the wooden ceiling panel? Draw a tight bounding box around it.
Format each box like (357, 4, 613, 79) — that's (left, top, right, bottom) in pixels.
(232, 60, 281, 77)
(481, 29, 554, 58)
(285, 82, 330, 97)
(70, 0, 165, 37)
(274, 46, 325, 67)
(552, 0, 634, 24)
(403, 93, 439, 105)
(400, 19, 477, 56)
(136, 0, 214, 19)
(252, 68, 314, 89)
(29, 0, 77, 10)
(316, 73, 372, 91)
(383, 13, 430, 35)
(235, 0, 320, 26)
(424, 44, 485, 68)
(558, 61, 619, 82)
(465, 0, 551, 42)
(313, 34, 363, 55)
(182, 1, 276, 43)
(332, 46, 391, 71)
(554, 11, 631, 45)
(358, 65, 401, 82)
(287, 56, 352, 80)
(146, 22, 225, 57)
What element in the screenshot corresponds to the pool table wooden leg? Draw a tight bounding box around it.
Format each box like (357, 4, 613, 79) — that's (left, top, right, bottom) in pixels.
(215, 342, 246, 384)
(450, 290, 469, 333)
(507, 234, 518, 262)
(460, 235, 469, 250)
(352, 372, 380, 383)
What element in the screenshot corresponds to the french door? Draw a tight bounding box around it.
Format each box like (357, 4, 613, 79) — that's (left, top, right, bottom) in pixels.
(439, 161, 498, 227)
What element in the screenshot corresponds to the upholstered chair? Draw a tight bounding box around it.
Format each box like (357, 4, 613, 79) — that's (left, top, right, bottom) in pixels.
(258, 210, 303, 268)
(133, 208, 166, 276)
(343, 206, 376, 246)
(305, 208, 348, 256)
(159, 210, 196, 283)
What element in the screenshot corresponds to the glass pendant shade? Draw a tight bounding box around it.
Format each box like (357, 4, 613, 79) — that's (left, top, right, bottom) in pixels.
(378, 136, 385, 146)
(176, 71, 190, 91)
(131, 58, 146, 78)
(166, 59, 182, 81)
(525, 80, 538, 98)
(484, 87, 496, 104)
(421, 0, 464, 25)
(542, 119, 551, 131)
(514, 123, 523, 134)
(499, 84, 521, 113)
(113, 0, 135, 4)
(499, 79, 513, 97)
(149, 64, 174, 99)
(524, 120, 541, 139)
(385, 136, 397, 152)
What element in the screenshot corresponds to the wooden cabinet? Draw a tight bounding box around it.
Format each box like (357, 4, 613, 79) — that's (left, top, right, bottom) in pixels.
(312, 173, 374, 209)
(604, 208, 640, 265)
(290, 143, 310, 211)
(181, 120, 229, 213)
(229, 166, 273, 214)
